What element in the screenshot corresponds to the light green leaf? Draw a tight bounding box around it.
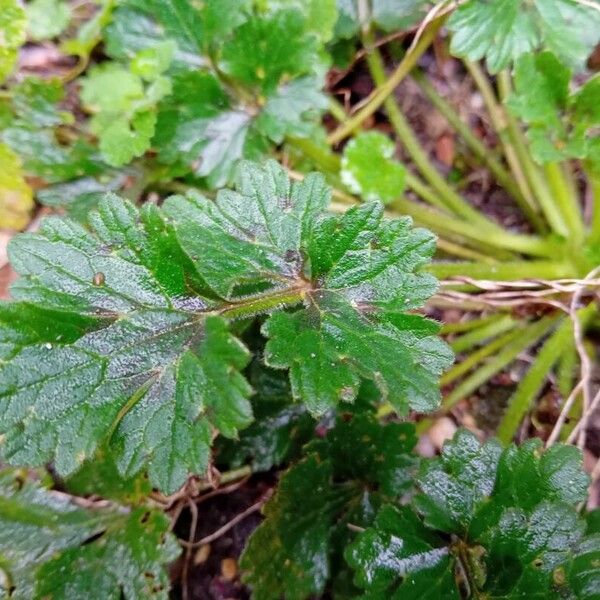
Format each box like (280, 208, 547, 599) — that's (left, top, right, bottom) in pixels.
(0, 0, 26, 83)
(26, 0, 71, 41)
(0, 143, 33, 230)
(448, 0, 600, 73)
(341, 131, 406, 203)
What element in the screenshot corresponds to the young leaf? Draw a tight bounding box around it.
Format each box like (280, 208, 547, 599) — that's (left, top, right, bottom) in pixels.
(508, 52, 600, 164)
(341, 131, 406, 203)
(448, 0, 600, 73)
(0, 161, 448, 493)
(81, 54, 173, 167)
(26, 0, 71, 41)
(0, 0, 26, 83)
(241, 414, 419, 600)
(335, 0, 431, 37)
(0, 471, 179, 599)
(347, 429, 592, 599)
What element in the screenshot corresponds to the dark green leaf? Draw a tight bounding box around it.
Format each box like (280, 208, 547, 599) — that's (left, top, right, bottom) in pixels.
(241, 414, 418, 600)
(346, 504, 458, 599)
(348, 430, 592, 600)
(0, 471, 179, 599)
(0, 161, 446, 492)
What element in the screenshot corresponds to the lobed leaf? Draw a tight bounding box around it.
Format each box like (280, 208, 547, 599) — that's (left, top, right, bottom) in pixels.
(0, 471, 179, 599)
(341, 131, 406, 204)
(347, 429, 592, 599)
(241, 413, 418, 600)
(0, 161, 447, 493)
(448, 0, 600, 73)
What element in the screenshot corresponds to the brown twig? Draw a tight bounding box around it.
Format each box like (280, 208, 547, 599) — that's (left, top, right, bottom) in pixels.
(181, 499, 199, 600)
(180, 491, 271, 549)
(546, 266, 600, 447)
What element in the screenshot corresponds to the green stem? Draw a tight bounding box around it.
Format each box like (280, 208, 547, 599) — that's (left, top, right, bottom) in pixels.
(450, 314, 516, 353)
(557, 342, 577, 398)
(364, 40, 491, 225)
(412, 69, 541, 227)
(465, 61, 541, 228)
(435, 239, 498, 263)
(496, 71, 569, 237)
(219, 285, 309, 319)
(197, 466, 253, 492)
(440, 315, 559, 412)
(327, 15, 445, 145)
(392, 199, 555, 257)
(544, 162, 584, 238)
(440, 329, 523, 386)
(329, 98, 348, 123)
(441, 314, 505, 335)
(404, 172, 451, 211)
(287, 136, 341, 174)
(497, 304, 596, 444)
(589, 175, 600, 244)
(427, 259, 575, 281)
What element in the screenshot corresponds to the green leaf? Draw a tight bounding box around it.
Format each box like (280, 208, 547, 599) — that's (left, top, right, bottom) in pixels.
(346, 504, 458, 599)
(268, 0, 338, 41)
(448, 0, 600, 73)
(0, 143, 33, 230)
(216, 362, 315, 472)
(64, 447, 152, 504)
(154, 70, 326, 186)
(565, 535, 600, 599)
(220, 9, 320, 95)
(241, 414, 418, 600)
(1, 195, 252, 493)
(11, 77, 69, 127)
(35, 508, 178, 599)
(341, 131, 406, 203)
(26, 0, 71, 41)
(0, 0, 26, 83)
(0, 161, 446, 492)
(119, 0, 204, 57)
(0, 471, 179, 599)
(264, 204, 450, 415)
(347, 430, 592, 599)
(104, 6, 204, 69)
(335, 0, 431, 37)
(200, 0, 252, 46)
(81, 60, 172, 167)
(507, 52, 600, 164)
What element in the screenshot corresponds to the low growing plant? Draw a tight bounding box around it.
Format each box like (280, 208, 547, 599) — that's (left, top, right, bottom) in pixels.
(0, 161, 597, 599)
(0, 0, 600, 598)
